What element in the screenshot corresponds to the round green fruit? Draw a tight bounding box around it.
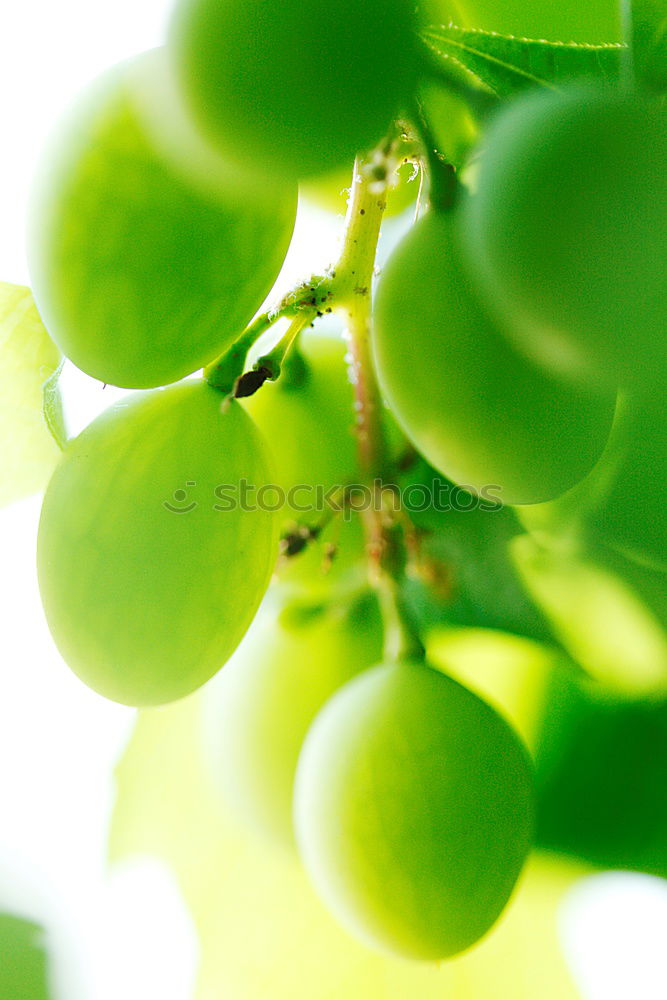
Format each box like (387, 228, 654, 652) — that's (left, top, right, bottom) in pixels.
(463, 86, 667, 388)
(241, 333, 367, 588)
(168, 0, 420, 180)
(294, 660, 534, 960)
(38, 381, 277, 706)
(202, 590, 383, 845)
(28, 52, 296, 390)
(373, 212, 616, 505)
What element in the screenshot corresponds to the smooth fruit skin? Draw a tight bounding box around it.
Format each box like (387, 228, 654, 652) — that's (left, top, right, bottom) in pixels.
(168, 0, 420, 181)
(241, 333, 366, 588)
(294, 660, 534, 961)
(27, 53, 296, 390)
(202, 590, 382, 845)
(373, 212, 616, 506)
(463, 86, 667, 388)
(37, 382, 277, 706)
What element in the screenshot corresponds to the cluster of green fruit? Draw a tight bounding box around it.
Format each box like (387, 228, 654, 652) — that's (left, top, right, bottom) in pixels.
(27, 0, 666, 973)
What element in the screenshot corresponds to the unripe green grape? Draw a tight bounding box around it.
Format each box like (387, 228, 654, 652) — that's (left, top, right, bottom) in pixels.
(38, 381, 277, 706)
(294, 660, 534, 961)
(241, 333, 366, 588)
(373, 212, 615, 505)
(28, 52, 296, 390)
(463, 86, 667, 388)
(202, 589, 382, 846)
(168, 0, 421, 181)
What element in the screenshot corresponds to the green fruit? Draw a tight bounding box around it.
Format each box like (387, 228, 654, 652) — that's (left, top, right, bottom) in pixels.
(0, 914, 50, 1000)
(202, 590, 383, 845)
(373, 212, 615, 505)
(463, 86, 667, 388)
(168, 0, 420, 181)
(294, 660, 534, 960)
(241, 333, 366, 588)
(38, 381, 277, 706)
(28, 52, 296, 390)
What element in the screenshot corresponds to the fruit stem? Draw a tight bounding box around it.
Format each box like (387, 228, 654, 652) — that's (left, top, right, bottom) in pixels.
(330, 155, 424, 658)
(408, 98, 459, 212)
(254, 311, 316, 383)
(331, 157, 389, 479)
(204, 311, 277, 394)
(378, 575, 425, 662)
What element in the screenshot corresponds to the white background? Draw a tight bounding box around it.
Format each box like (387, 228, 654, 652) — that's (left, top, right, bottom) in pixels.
(0, 0, 666, 996)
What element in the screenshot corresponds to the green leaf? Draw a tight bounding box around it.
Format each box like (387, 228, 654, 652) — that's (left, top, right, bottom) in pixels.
(624, 0, 667, 91)
(110, 696, 582, 999)
(423, 24, 625, 98)
(0, 283, 64, 507)
(0, 913, 52, 999)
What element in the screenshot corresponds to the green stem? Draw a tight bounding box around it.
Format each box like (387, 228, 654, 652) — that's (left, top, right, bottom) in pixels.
(408, 98, 459, 212)
(331, 158, 389, 479)
(330, 157, 424, 659)
(204, 311, 276, 394)
(254, 311, 315, 381)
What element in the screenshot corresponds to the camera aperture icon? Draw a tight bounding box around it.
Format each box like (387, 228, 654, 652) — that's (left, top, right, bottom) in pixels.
(164, 482, 198, 513)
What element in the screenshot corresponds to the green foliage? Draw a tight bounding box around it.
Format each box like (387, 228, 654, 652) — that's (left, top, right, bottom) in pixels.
(202, 589, 383, 845)
(374, 212, 615, 505)
(168, 0, 420, 180)
(0, 283, 62, 507)
(463, 85, 667, 388)
(423, 25, 624, 98)
(28, 52, 296, 389)
(37, 382, 277, 705)
(294, 660, 533, 960)
(0, 913, 51, 1000)
(534, 665, 667, 876)
(625, 0, 667, 92)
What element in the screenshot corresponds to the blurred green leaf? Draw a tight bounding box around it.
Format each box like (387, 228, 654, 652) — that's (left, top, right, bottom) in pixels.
(111, 697, 582, 999)
(0, 913, 51, 999)
(511, 534, 667, 697)
(0, 283, 63, 507)
(534, 665, 667, 876)
(423, 25, 624, 97)
(625, 0, 667, 91)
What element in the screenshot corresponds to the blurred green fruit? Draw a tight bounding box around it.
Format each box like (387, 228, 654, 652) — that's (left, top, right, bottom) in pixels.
(202, 589, 383, 845)
(169, 0, 420, 181)
(294, 660, 533, 960)
(374, 212, 615, 505)
(28, 52, 296, 389)
(38, 382, 277, 705)
(0, 914, 50, 1000)
(463, 86, 667, 388)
